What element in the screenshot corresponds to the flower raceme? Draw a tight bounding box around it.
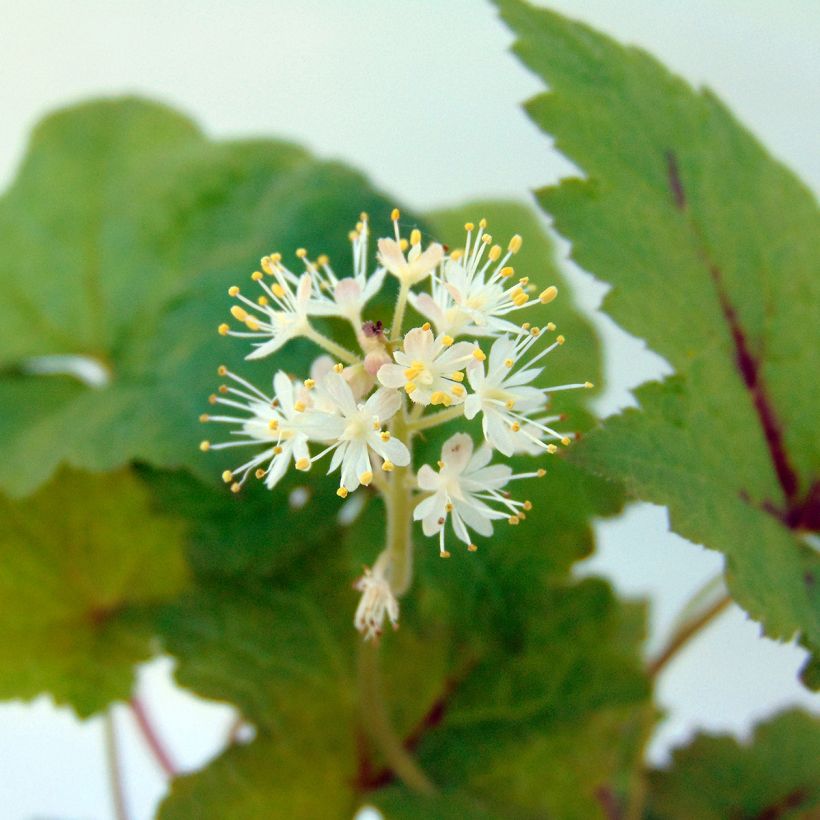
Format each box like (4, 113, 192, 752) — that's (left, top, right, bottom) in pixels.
(200, 210, 591, 639)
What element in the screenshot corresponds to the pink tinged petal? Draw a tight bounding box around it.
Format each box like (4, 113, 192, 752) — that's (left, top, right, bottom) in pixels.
(246, 335, 287, 360)
(333, 278, 362, 308)
(377, 238, 406, 275)
(323, 371, 357, 416)
(416, 464, 440, 492)
(296, 272, 313, 305)
(365, 387, 401, 421)
(441, 433, 474, 474)
(485, 411, 516, 457)
(402, 327, 435, 360)
(410, 292, 443, 325)
(377, 363, 407, 389)
(362, 267, 387, 301)
(408, 243, 443, 280)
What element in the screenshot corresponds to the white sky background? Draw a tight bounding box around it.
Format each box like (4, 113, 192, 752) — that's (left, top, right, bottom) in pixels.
(0, 1, 818, 818)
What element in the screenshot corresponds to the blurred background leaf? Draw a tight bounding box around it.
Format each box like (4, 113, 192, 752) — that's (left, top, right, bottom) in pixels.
(497, 0, 820, 669)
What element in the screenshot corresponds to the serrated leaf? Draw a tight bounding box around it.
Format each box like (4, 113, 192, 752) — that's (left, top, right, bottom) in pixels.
(496, 0, 820, 657)
(0, 469, 188, 716)
(645, 709, 820, 819)
(0, 97, 401, 497)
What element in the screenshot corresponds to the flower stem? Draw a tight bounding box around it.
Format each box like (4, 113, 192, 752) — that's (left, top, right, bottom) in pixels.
(385, 408, 414, 595)
(390, 281, 410, 342)
(103, 710, 129, 820)
(130, 695, 178, 778)
(357, 639, 436, 795)
(648, 591, 733, 679)
(305, 325, 359, 365)
(407, 405, 464, 433)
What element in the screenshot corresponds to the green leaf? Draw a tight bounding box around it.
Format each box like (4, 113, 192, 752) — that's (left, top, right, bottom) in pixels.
(0, 469, 188, 717)
(645, 709, 820, 819)
(0, 97, 401, 497)
(496, 0, 820, 657)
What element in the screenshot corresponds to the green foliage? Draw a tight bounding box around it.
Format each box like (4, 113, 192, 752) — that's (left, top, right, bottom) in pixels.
(0, 97, 398, 497)
(497, 0, 820, 662)
(0, 469, 187, 716)
(645, 709, 820, 819)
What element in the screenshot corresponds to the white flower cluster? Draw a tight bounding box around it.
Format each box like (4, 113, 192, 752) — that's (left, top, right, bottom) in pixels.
(200, 210, 591, 639)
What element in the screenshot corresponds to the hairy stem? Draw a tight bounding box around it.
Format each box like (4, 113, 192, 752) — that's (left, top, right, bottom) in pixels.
(130, 695, 178, 778)
(648, 592, 733, 679)
(408, 405, 465, 433)
(103, 710, 129, 820)
(357, 640, 436, 795)
(390, 281, 410, 342)
(305, 325, 359, 365)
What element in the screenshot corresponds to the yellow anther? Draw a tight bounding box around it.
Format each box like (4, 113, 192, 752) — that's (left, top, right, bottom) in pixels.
(519, 277, 529, 286)
(296, 247, 307, 258)
(303, 378, 315, 389)
(450, 249, 464, 261)
(199, 414, 209, 423)
(440, 551, 451, 559)
(273, 445, 283, 454)
(199, 440, 210, 451)
(522, 322, 531, 330)
(489, 244, 501, 261)
(523, 500, 533, 511)
(546, 322, 556, 331)
(537, 468, 547, 477)
(217, 365, 228, 376)
(430, 391, 452, 406)
(557, 335, 565, 345)
(244, 317, 260, 331)
(540, 285, 558, 304)
(451, 384, 465, 397)
(405, 382, 417, 394)
(421, 322, 431, 331)
(360, 470, 374, 486)
(317, 254, 329, 266)
(333, 363, 345, 373)
(513, 292, 529, 307)
(519, 512, 527, 521)
(268, 419, 279, 431)
(391, 208, 401, 221)
(482, 233, 492, 244)
(437, 460, 446, 470)
(585, 381, 594, 389)
(218, 385, 229, 394)
(271, 283, 286, 298)
(349, 230, 358, 241)
(505, 399, 515, 409)
(504, 358, 514, 368)
(472, 348, 486, 361)
(222, 470, 233, 483)
(404, 361, 425, 380)
(464, 221, 474, 232)
(479, 218, 487, 228)
(257, 296, 269, 306)
(410, 228, 421, 245)
(360, 211, 368, 221)
(372, 420, 380, 430)
(336, 487, 349, 498)
(399, 238, 409, 251)
(251, 271, 263, 281)
(561, 437, 571, 446)
(450, 371, 464, 382)
(445, 502, 454, 512)
(500, 266, 514, 278)
(510, 422, 521, 432)
(382, 460, 395, 472)
(530, 326, 541, 336)
(228, 285, 240, 297)
(261, 256, 274, 273)
(380, 431, 391, 441)
(230, 305, 248, 322)
(467, 543, 478, 552)
(508, 515, 520, 525)
(208, 394, 218, 405)
(255, 468, 266, 479)
(270, 252, 282, 263)
(230, 482, 241, 494)
(442, 335, 454, 347)
(508, 234, 523, 253)
(218, 323, 230, 336)
(293, 400, 306, 412)
(546, 444, 558, 454)
(295, 457, 311, 471)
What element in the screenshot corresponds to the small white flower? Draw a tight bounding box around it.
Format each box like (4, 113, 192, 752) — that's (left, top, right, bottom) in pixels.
(411, 219, 557, 338)
(354, 564, 400, 640)
(377, 326, 478, 406)
(306, 371, 411, 494)
(464, 332, 591, 456)
(199, 368, 313, 491)
(377, 209, 443, 288)
(413, 433, 542, 556)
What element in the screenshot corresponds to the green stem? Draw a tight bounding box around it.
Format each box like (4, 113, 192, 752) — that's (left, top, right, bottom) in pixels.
(304, 325, 359, 365)
(357, 640, 436, 795)
(648, 592, 732, 679)
(390, 281, 410, 342)
(385, 408, 414, 595)
(103, 710, 129, 820)
(408, 405, 464, 433)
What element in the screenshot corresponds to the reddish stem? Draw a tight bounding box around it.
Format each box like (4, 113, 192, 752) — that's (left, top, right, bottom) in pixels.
(130, 695, 178, 778)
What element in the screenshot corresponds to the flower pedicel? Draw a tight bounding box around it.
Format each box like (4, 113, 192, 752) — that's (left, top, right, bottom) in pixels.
(200, 210, 591, 639)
